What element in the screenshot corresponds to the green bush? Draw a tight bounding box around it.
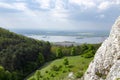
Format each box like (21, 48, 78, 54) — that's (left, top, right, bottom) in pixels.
(63, 58, 69, 66)
(83, 50, 95, 58)
(0, 66, 14, 80)
(37, 53, 44, 64)
(51, 65, 59, 71)
(75, 72, 83, 78)
(50, 73, 55, 77)
(58, 65, 63, 69)
(56, 48, 63, 58)
(62, 70, 67, 73)
(71, 47, 76, 56)
(35, 70, 42, 79)
(45, 70, 48, 73)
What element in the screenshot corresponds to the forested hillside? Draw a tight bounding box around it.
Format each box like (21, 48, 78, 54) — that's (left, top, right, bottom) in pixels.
(0, 27, 51, 80)
(0, 27, 101, 80)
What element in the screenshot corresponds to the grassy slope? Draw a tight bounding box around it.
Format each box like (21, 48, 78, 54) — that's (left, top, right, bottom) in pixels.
(27, 55, 93, 80)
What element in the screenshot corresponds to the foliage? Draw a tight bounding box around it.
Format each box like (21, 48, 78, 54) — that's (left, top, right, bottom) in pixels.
(0, 27, 101, 80)
(51, 43, 100, 58)
(37, 53, 44, 64)
(63, 58, 69, 66)
(75, 71, 84, 78)
(0, 65, 18, 80)
(35, 70, 42, 80)
(71, 47, 76, 56)
(28, 55, 93, 80)
(0, 27, 51, 79)
(83, 50, 95, 58)
(56, 48, 63, 58)
(51, 65, 60, 71)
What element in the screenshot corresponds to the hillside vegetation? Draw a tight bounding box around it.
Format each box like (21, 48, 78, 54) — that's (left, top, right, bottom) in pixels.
(0, 27, 101, 80)
(28, 55, 93, 80)
(28, 44, 101, 80)
(0, 27, 51, 80)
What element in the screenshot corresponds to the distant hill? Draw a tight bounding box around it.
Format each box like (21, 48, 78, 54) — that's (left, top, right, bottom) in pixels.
(0, 27, 51, 80)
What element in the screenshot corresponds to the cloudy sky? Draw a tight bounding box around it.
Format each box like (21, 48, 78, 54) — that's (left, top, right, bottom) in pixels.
(0, 0, 120, 31)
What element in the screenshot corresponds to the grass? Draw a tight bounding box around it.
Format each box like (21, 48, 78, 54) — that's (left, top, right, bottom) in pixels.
(27, 55, 93, 80)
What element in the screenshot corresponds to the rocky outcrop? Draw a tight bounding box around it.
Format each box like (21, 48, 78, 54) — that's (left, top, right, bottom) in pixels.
(83, 16, 120, 80)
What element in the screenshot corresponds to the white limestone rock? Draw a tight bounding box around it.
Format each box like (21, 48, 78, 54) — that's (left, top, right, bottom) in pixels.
(83, 16, 120, 80)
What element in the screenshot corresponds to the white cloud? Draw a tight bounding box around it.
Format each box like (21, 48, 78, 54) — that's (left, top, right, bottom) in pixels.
(69, 0, 96, 9)
(50, 10, 69, 20)
(50, 0, 69, 19)
(97, 0, 120, 11)
(0, 2, 27, 11)
(116, 0, 120, 4)
(0, 2, 36, 16)
(35, 0, 68, 10)
(35, 0, 51, 9)
(98, 1, 112, 11)
(13, 3, 27, 11)
(0, 2, 15, 9)
(54, 0, 69, 9)
(34, 0, 69, 20)
(69, 0, 120, 11)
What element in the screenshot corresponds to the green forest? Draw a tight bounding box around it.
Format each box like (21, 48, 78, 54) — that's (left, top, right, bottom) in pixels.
(0, 27, 101, 80)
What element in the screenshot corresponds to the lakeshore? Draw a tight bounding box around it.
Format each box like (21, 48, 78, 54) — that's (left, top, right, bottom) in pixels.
(26, 35, 107, 46)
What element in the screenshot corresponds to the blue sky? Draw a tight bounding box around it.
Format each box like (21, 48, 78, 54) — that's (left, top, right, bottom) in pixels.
(0, 0, 120, 31)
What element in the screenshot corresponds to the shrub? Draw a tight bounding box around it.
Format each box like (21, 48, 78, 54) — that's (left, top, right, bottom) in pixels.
(58, 65, 62, 69)
(68, 65, 74, 68)
(51, 65, 59, 71)
(62, 70, 66, 73)
(45, 70, 48, 73)
(50, 73, 55, 77)
(37, 53, 44, 64)
(63, 58, 69, 66)
(35, 70, 42, 79)
(71, 47, 76, 56)
(75, 72, 83, 78)
(56, 48, 63, 58)
(83, 50, 94, 58)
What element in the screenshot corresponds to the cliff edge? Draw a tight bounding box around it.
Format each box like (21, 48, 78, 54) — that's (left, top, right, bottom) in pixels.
(83, 16, 120, 80)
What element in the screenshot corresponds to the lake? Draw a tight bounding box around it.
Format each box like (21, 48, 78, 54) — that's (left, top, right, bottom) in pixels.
(11, 29, 109, 45)
(26, 35, 107, 44)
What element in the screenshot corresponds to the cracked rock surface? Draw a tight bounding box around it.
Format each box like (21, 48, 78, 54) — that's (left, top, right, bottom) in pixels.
(83, 16, 120, 80)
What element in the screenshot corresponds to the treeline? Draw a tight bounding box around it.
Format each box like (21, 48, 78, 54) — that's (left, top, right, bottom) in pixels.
(51, 43, 101, 59)
(0, 27, 51, 80)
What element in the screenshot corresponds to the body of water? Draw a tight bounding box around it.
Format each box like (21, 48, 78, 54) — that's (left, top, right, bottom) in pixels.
(11, 29, 109, 44)
(26, 35, 107, 44)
